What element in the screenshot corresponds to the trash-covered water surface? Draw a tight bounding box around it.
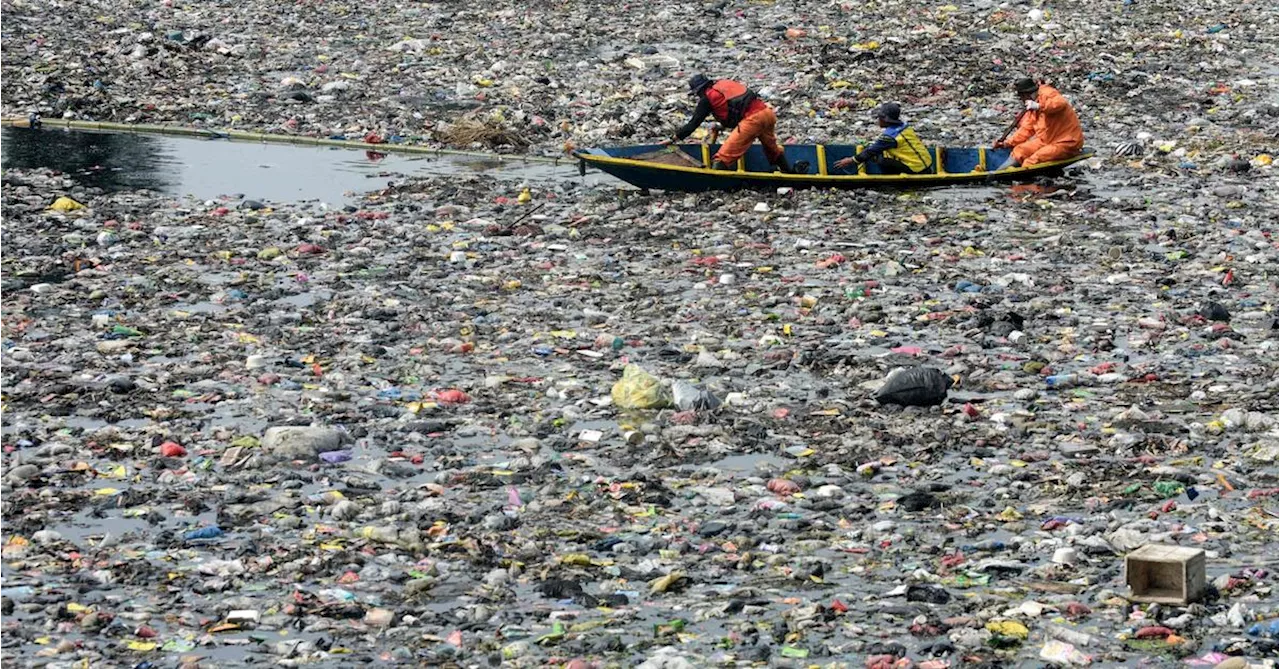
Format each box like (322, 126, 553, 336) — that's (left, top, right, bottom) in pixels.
(2, 0, 1278, 667)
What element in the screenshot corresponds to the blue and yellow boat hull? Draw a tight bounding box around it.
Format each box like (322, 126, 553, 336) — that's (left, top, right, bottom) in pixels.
(573, 143, 1094, 192)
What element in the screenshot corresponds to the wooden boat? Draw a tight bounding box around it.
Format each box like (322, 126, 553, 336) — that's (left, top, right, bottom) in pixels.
(573, 143, 1094, 192)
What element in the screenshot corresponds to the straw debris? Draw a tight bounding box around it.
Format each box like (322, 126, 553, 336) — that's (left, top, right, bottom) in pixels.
(437, 113, 531, 150)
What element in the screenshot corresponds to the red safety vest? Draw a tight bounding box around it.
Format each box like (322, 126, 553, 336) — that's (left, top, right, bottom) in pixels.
(705, 80, 763, 128)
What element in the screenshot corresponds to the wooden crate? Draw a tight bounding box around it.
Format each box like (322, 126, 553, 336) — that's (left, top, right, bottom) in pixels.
(1125, 545, 1206, 605)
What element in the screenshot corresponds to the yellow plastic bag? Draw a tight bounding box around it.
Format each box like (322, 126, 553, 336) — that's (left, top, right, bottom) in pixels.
(649, 570, 686, 594)
(610, 364, 671, 409)
(986, 620, 1029, 639)
(49, 196, 86, 212)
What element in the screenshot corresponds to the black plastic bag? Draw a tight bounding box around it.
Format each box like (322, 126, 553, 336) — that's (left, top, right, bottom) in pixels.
(874, 367, 952, 407)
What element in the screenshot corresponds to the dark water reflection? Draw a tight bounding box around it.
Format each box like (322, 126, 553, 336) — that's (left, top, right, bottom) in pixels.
(0, 127, 603, 202)
(1, 126, 175, 193)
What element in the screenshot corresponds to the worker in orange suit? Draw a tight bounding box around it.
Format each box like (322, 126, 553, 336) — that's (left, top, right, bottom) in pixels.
(992, 77, 1084, 170)
(662, 74, 801, 173)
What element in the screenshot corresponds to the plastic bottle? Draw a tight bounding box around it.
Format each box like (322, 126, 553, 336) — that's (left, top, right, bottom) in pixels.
(1045, 374, 1078, 388)
(1247, 619, 1279, 638)
(1046, 624, 1095, 647)
(183, 526, 225, 541)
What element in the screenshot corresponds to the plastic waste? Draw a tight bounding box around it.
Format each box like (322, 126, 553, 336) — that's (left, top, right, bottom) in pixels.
(48, 196, 86, 211)
(671, 380, 722, 411)
(1040, 639, 1092, 666)
(874, 367, 952, 406)
(183, 526, 225, 541)
(0, 5, 1277, 662)
(611, 364, 671, 409)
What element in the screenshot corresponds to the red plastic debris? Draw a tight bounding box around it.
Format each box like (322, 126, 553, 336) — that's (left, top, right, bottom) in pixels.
(1135, 626, 1176, 639)
(432, 389, 471, 405)
(1065, 602, 1092, 618)
(295, 243, 326, 255)
(767, 478, 801, 495)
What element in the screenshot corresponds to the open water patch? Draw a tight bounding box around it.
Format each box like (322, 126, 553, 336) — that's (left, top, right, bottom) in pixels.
(0, 126, 613, 203)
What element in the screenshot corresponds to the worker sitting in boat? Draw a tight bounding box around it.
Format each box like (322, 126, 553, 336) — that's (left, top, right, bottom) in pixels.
(661, 74, 800, 174)
(992, 77, 1084, 171)
(832, 103, 933, 175)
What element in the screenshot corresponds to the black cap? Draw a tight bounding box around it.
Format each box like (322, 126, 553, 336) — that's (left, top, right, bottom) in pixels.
(872, 102, 901, 122)
(688, 74, 713, 95)
(1014, 77, 1038, 95)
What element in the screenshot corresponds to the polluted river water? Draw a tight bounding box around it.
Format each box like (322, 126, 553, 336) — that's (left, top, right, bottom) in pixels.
(2, 0, 1276, 659)
(2, 126, 1126, 205)
(1, 121, 1276, 669)
(0, 126, 613, 203)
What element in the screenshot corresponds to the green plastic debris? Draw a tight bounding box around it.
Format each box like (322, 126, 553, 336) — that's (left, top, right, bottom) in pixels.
(654, 619, 686, 637)
(947, 573, 992, 588)
(536, 622, 566, 645)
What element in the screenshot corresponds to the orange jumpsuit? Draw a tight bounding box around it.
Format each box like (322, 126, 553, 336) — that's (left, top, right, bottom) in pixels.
(1004, 85, 1084, 167)
(716, 105, 782, 165)
(674, 80, 785, 166)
